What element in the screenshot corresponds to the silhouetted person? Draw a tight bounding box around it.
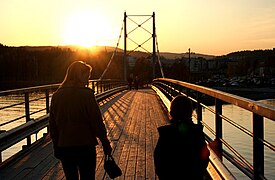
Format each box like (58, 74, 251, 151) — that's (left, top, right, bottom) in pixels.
(49, 61, 112, 180)
(127, 74, 133, 90)
(154, 95, 210, 179)
(134, 76, 139, 90)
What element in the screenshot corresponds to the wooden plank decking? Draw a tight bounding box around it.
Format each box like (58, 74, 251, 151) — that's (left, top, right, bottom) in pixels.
(0, 89, 170, 180)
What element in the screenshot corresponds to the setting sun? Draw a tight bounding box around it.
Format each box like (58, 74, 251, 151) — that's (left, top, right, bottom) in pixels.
(63, 11, 115, 47)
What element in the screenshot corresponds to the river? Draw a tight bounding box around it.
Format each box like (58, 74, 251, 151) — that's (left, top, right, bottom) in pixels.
(0, 94, 274, 179)
(202, 99, 275, 179)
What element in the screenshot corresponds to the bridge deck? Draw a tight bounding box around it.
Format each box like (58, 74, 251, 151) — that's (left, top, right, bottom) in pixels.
(0, 89, 170, 180)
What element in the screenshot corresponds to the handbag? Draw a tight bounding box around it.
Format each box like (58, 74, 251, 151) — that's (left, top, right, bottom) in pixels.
(104, 154, 122, 179)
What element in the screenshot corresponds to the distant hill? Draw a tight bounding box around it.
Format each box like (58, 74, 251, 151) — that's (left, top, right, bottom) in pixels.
(158, 52, 215, 60)
(3, 44, 273, 61)
(12, 45, 216, 59)
(91, 46, 216, 60)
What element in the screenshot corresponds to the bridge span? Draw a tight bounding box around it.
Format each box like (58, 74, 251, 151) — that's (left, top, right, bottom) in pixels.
(0, 86, 231, 180)
(0, 79, 274, 179)
(0, 89, 168, 179)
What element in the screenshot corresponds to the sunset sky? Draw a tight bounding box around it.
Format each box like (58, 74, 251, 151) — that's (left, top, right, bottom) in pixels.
(1, 0, 275, 55)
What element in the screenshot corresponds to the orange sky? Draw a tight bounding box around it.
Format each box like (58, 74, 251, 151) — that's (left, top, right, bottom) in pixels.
(1, 0, 275, 55)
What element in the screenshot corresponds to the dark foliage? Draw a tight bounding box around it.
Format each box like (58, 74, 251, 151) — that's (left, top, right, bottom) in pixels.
(0, 45, 124, 90)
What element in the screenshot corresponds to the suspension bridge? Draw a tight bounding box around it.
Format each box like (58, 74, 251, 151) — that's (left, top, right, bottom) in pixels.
(0, 12, 275, 180)
(99, 12, 164, 81)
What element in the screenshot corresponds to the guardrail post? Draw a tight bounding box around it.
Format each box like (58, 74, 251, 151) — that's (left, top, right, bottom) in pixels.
(96, 81, 99, 94)
(100, 81, 103, 93)
(103, 80, 106, 91)
(196, 92, 202, 125)
(168, 82, 172, 98)
(92, 81, 95, 92)
(253, 113, 264, 179)
(111, 81, 114, 89)
(215, 98, 223, 160)
(106, 81, 109, 91)
(46, 90, 50, 113)
(0, 129, 5, 162)
(176, 84, 181, 96)
(24, 92, 31, 146)
(46, 90, 50, 133)
(0, 129, 5, 163)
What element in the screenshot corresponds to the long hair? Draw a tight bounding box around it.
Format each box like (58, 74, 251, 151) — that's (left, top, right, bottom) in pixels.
(61, 61, 92, 87)
(169, 95, 193, 123)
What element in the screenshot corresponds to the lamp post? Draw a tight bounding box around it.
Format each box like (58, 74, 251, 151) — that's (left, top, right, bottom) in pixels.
(188, 48, 191, 82)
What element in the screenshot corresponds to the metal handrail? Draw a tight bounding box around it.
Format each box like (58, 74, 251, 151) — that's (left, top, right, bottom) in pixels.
(0, 114, 49, 152)
(0, 84, 60, 96)
(0, 80, 126, 128)
(155, 78, 275, 120)
(0, 79, 127, 163)
(151, 85, 236, 180)
(152, 78, 275, 180)
(0, 84, 127, 152)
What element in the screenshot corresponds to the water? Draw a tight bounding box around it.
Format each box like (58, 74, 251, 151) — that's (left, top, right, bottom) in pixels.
(0, 93, 49, 162)
(0, 93, 48, 130)
(0, 94, 274, 179)
(202, 99, 275, 179)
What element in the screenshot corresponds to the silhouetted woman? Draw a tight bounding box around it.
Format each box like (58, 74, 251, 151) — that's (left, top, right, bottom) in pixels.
(154, 95, 210, 179)
(49, 61, 112, 180)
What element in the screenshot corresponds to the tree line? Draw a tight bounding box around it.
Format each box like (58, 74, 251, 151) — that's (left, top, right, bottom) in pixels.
(0, 44, 124, 90)
(1, 43, 274, 90)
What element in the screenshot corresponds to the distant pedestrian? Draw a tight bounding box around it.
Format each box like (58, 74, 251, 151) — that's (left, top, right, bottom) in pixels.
(49, 61, 112, 180)
(127, 74, 133, 90)
(134, 76, 139, 90)
(154, 95, 210, 179)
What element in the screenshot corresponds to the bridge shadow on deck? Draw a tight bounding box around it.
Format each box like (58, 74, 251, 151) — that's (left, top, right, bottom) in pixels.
(0, 89, 170, 180)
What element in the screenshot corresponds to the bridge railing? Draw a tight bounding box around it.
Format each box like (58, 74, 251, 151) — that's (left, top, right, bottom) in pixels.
(0, 79, 127, 163)
(152, 78, 275, 180)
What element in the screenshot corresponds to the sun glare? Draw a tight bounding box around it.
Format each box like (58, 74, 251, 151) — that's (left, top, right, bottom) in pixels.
(63, 11, 114, 48)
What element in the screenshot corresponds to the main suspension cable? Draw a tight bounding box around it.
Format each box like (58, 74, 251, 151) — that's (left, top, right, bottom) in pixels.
(156, 31, 165, 78)
(99, 21, 124, 80)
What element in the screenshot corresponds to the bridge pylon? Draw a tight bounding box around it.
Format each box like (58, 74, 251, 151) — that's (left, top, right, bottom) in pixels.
(123, 12, 156, 81)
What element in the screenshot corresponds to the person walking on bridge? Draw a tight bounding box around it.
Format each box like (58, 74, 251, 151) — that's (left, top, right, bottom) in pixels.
(154, 95, 210, 179)
(49, 61, 112, 180)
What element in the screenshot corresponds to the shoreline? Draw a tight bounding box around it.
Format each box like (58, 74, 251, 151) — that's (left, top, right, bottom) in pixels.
(1, 82, 274, 101)
(214, 87, 275, 101)
(0, 81, 60, 91)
